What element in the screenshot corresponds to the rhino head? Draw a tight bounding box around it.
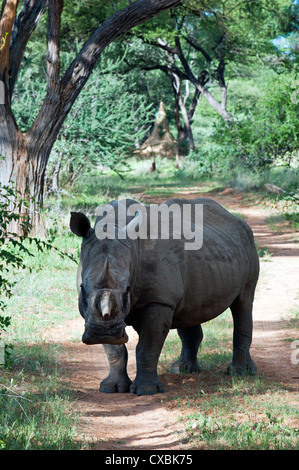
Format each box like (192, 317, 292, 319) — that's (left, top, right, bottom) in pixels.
(70, 211, 133, 345)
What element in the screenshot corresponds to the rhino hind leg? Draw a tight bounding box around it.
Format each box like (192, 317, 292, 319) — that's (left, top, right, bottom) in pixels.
(227, 295, 257, 376)
(100, 344, 132, 393)
(170, 325, 203, 374)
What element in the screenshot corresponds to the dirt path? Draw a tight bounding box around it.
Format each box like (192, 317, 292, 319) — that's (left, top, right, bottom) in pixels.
(44, 189, 299, 450)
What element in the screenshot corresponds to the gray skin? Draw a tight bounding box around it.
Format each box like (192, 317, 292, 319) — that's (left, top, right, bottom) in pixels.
(70, 198, 259, 396)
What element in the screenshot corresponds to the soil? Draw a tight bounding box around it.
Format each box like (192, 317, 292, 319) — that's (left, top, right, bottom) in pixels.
(43, 188, 299, 450)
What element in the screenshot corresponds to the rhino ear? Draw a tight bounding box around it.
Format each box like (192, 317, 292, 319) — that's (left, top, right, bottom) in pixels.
(70, 212, 91, 238)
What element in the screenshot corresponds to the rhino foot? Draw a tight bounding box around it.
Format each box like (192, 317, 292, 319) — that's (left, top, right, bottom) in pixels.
(100, 375, 132, 393)
(170, 358, 200, 374)
(227, 357, 257, 376)
(130, 377, 166, 396)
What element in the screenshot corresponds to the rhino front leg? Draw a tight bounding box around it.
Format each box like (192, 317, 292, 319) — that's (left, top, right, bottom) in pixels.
(130, 304, 173, 396)
(100, 344, 132, 393)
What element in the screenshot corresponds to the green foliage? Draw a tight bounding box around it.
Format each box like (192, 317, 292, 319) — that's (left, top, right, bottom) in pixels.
(265, 190, 299, 231)
(132, 0, 295, 80)
(183, 404, 298, 449)
(12, 50, 154, 185)
(161, 302, 298, 450)
(0, 180, 76, 366)
(0, 32, 8, 51)
(0, 183, 35, 360)
(49, 59, 153, 183)
(213, 73, 299, 168)
(60, 0, 126, 47)
(120, 0, 297, 154)
(11, 59, 46, 133)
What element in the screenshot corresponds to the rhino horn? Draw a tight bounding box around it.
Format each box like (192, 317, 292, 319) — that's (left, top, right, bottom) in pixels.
(98, 258, 118, 289)
(100, 292, 111, 319)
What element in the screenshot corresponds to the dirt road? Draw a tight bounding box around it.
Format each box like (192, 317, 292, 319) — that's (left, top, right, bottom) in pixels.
(46, 189, 299, 449)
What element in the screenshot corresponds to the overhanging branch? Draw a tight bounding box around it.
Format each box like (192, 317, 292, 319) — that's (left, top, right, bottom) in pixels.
(29, 0, 182, 146)
(60, 0, 182, 108)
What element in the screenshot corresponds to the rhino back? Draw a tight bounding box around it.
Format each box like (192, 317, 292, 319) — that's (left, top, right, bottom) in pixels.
(131, 198, 259, 328)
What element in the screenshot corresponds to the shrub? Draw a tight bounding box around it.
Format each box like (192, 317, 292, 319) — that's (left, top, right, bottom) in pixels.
(213, 74, 299, 170)
(0, 181, 76, 366)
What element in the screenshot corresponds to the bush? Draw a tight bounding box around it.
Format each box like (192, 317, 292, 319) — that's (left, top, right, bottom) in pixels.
(0, 182, 76, 366)
(0, 183, 33, 365)
(213, 74, 299, 170)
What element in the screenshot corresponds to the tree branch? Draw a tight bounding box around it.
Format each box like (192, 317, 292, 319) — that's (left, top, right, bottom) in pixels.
(187, 86, 201, 122)
(216, 33, 228, 110)
(183, 36, 212, 63)
(175, 35, 232, 121)
(9, 0, 48, 97)
(0, 0, 18, 81)
(46, 0, 63, 98)
(60, 0, 181, 104)
(133, 34, 178, 55)
(136, 58, 188, 81)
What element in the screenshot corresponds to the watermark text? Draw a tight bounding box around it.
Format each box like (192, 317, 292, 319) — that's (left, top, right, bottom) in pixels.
(0, 80, 4, 105)
(291, 80, 299, 104)
(0, 341, 4, 367)
(95, 200, 203, 251)
(291, 340, 299, 365)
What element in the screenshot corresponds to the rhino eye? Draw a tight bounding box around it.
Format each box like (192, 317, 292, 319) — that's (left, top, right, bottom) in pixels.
(80, 284, 87, 304)
(122, 291, 130, 310)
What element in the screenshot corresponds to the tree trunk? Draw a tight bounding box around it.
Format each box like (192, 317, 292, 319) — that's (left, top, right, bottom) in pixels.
(0, 91, 59, 236)
(52, 152, 62, 193)
(179, 97, 195, 152)
(0, 120, 50, 235)
(171, 73, 196, 155)
(194, 82, 232, 121)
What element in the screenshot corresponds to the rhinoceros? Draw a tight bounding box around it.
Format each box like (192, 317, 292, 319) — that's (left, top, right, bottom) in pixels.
(70, 198, 259, 396)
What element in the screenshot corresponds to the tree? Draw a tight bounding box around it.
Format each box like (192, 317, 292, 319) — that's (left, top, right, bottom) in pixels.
(123, 35, 203, 154)
(121, 0, 295, 153)
(0, 0, 181, 234)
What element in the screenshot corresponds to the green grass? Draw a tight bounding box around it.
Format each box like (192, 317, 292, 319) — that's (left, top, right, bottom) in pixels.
(0, 233, 85, 450)
(266, 213, 289, 232)
(45, 157, 222, 215)
(160, 310, 233, 376)
(255, 243, 272, 261)
(4, 233, 80, 344)
(0, 332, 83, 450)
(0, 346, 81, 450)
(266, 212, 299, 232)
(159, 310, 233, 374)
(182, 388, 298, 450)
(286, 305, 299, 330)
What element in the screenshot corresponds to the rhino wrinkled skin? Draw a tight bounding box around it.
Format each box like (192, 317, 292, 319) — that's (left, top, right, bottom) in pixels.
(70, 198, 259, 396)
